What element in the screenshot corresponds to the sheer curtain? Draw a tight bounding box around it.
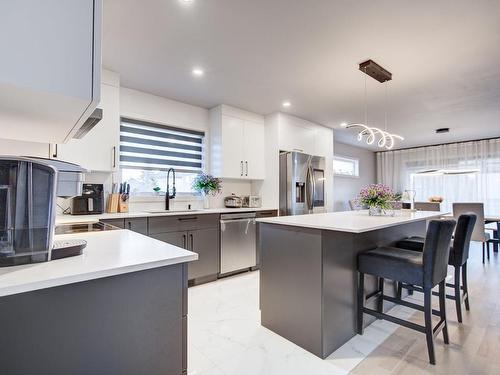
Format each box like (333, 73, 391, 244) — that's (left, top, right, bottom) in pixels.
(377, 139, 500, 213)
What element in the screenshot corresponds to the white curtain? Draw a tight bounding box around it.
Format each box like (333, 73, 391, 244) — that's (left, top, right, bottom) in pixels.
(376, 139, 500, 214)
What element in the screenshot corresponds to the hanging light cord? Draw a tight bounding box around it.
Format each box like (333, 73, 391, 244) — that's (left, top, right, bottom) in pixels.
(364, 68, 368, 127)
(342, 68, 403, 150)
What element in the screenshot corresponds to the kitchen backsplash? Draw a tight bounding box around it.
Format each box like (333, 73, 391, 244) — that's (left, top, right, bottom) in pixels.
(58, 172, 257, 214)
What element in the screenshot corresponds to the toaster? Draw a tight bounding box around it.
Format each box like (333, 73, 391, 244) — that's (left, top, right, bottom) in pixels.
(224, 194, 243, 208)
(241, 195, 262, 208)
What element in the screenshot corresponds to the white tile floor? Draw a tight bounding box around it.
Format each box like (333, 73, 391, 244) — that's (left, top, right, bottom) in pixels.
(187, 271, 418, 375)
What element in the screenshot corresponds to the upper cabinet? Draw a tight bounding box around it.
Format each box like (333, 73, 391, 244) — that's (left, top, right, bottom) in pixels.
(277, 113, 333, 158)
(0, 0, 102, 144)
(209, 105, 265, 180)
(53, 70, 120, 171)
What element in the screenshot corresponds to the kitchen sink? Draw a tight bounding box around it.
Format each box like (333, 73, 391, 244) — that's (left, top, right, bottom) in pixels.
(144, 209, 201, 214)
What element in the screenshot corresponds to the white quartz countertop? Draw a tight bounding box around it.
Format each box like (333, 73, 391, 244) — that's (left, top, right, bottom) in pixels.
(256, 210, 447, 233)
(0, 230, 198, 297)
(56, 207, 277, 225)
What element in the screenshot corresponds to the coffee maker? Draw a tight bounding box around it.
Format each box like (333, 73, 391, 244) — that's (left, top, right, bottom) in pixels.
(0, 157, 86, 267)
(71, 184, 104, 215)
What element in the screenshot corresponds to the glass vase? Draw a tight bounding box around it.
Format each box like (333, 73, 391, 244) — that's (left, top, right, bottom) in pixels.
(368, 206, 394, 217)
(203, 194, 210, 209)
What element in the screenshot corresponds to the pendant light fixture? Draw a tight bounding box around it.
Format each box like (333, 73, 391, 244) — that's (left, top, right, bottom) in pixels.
(341, 60, 403, 150)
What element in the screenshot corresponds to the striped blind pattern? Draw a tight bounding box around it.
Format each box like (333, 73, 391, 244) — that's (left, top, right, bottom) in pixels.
(120, 118, 204, 174)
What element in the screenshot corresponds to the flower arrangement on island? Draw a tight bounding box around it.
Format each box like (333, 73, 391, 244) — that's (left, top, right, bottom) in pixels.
(192, 173, 222, 208)
(357, 183, 397, 216)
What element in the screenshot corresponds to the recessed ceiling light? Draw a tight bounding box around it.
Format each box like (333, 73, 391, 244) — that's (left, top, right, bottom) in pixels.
(282, 101, 291, 108)
(192, 68, 204, 77)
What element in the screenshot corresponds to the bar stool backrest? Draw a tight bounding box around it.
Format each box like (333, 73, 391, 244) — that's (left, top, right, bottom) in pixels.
(422, 219, 456, 288)
(450, 213, 477, 266)
(452, 203, 486, 242)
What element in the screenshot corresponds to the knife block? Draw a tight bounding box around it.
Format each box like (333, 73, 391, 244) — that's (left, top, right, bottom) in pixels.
(118, 199, 129, 213)
(106, 193, 120, 213)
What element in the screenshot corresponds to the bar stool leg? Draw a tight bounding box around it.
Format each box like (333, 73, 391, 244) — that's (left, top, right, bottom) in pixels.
(439, 280, 449, 344)
(482, 242, 485, 264)
(454, 266, 463, 323)
(424, 287, 436, 365)
(462, 261, 470, 311)
(357, 272, 365, 335)
(377, 277, 385, 313)
(487, 242, 491, 260)
(397, 282, 402, 299)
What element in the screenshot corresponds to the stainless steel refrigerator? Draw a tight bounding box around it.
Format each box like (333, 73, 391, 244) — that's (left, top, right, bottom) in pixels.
(279, 151, 326, 216)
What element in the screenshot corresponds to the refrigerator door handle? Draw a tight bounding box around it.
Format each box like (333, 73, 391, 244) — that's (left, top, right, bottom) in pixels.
(306, 164, 314, 211)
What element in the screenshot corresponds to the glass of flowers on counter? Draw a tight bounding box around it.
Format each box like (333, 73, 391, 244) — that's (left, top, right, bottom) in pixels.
(192, 173, 222, 209)
(357, 183, 397, 216)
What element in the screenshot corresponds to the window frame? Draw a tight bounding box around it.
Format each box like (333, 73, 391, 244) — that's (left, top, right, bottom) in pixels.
(333, 155, 360, 178)
(119, 117, 206, 197)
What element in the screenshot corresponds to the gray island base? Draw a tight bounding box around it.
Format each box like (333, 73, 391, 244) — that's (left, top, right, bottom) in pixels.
(258, 211, 441, 359)
(0, 264, 188, 375)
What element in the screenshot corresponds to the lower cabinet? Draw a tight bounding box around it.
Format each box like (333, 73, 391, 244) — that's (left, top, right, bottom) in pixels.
(187, 228, 219, 281)
(101, 218, 148, 235)
(149, 215, 220, 284)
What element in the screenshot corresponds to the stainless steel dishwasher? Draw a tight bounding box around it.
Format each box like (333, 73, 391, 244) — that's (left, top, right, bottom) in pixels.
(220, 212, 256, 275)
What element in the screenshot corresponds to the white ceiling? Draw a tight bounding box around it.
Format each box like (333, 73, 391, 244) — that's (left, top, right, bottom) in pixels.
(102, 0, 500, 150)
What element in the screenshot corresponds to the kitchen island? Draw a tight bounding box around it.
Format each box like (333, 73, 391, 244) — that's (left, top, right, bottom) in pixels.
(257, 210, 444, 359)
(0, 230, 197, 375)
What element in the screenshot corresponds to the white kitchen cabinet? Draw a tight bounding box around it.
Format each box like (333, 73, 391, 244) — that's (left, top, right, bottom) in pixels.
(0, 139, 49, 158)
(209, 105, 266, 180)
(53, 73, 120, 171)
(0, 0, 102, 144)
(278, 121, 316, 155)
(220, 115, 245, 178)
(277, 113, 333, 157)
(314, 126, 334, 158)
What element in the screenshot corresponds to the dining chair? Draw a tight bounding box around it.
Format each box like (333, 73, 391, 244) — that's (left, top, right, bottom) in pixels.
(414, 202, 441, 211)
(452, 203, 495, 263)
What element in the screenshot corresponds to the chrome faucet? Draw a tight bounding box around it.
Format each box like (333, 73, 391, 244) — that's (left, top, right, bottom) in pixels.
(165, 168, 176, 210)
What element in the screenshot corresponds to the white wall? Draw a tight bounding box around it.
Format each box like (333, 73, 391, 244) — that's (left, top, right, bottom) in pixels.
(333, 140, 376, 211)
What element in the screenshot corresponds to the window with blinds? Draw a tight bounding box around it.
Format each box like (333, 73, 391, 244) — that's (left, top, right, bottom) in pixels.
(120, 118, 205, 195)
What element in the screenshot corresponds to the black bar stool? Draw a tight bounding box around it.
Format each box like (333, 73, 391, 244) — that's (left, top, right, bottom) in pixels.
(396, 213, 477, 323)
(357, 219, 456, 365)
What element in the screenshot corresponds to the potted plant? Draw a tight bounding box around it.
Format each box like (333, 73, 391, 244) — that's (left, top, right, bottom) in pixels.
(357, 183, 397, 216)
(192, 173, 222, 209)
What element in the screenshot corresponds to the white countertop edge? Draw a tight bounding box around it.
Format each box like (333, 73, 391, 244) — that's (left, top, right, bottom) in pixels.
(256, 211, 447, 233)
(0, 253, 198, 298)
(56, 207, 278, 225)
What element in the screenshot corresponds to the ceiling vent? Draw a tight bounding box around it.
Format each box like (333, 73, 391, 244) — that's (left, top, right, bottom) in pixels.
(435, 128, 450, 134)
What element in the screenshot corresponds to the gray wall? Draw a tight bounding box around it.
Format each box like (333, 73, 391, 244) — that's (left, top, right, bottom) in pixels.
(333, 141, 376, 212)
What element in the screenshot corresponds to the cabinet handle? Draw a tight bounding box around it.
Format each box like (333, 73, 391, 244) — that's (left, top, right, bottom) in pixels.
(240, 161, 243, 176)
(127, 221, 132, 230)
(190, 234, 194, 250)
(178, 216, 198, 221)
(245, 161, 248, 176)
(52, 144, 58, 158)
(182, 234, 187, 249)
(112, 146, 116, 168)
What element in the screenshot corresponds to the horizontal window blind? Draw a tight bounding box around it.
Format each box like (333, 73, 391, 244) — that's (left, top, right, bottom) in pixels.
(120, 118, 204, 174)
